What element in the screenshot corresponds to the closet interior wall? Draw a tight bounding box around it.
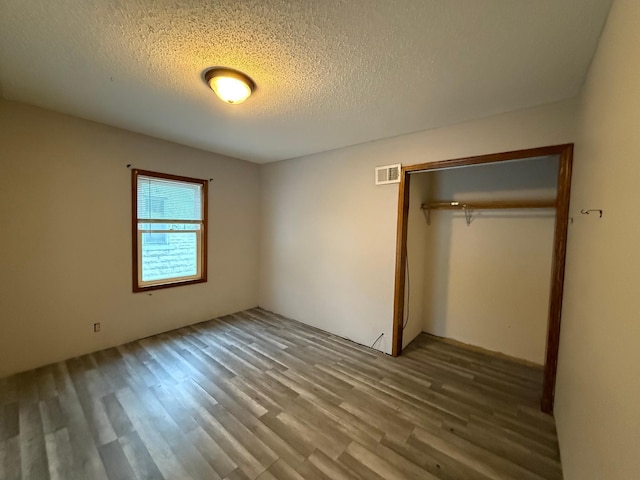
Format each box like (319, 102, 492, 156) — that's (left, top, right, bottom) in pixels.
(404, 155, 559, 364)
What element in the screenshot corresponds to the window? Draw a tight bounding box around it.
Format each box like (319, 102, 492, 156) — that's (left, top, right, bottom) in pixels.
(132, 169, 207, 291)
(145, 196, 169, 245)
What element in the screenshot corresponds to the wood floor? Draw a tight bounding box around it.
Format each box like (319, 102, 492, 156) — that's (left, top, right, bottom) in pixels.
(0, 308, 563, 480)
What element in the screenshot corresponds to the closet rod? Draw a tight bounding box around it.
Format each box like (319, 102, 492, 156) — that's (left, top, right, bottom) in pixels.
(420, 199, 556, 210)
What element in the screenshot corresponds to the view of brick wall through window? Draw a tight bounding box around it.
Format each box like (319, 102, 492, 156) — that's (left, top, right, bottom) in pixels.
(141, 232, 197, 281)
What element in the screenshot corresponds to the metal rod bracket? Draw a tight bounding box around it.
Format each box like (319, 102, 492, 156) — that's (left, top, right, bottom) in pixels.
(463, 206, 472, 226)
(422, 207, 431, 226)
(580, 209, 603, 218)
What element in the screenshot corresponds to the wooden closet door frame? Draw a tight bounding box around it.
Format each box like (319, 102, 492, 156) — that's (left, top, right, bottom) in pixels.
(391, 144, 574, 413)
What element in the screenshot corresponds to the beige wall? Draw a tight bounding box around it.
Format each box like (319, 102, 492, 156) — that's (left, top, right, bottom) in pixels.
(403, 171, 429, 348)
(259, 99, 577, 354)
(554, 1, 640, 478)
(409, 158, 558, 364)
(0, 100, 260, 377)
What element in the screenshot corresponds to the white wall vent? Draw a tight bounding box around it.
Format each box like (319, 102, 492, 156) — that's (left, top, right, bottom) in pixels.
(375, 164, 401, 185)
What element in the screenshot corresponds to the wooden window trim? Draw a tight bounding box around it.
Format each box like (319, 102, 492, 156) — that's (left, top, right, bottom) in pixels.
(131, 169, 208, 292)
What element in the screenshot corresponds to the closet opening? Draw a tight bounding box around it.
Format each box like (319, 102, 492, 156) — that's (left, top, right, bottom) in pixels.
(392, 144, 573, 413)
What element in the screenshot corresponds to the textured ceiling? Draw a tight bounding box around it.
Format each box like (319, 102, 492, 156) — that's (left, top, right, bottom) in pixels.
(0, 0, 612, 163)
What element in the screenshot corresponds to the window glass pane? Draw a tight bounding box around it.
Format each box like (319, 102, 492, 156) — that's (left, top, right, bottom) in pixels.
(141, 232, 198, 282)
(137, 176, 202, 221)
(138, 223, 200, 231)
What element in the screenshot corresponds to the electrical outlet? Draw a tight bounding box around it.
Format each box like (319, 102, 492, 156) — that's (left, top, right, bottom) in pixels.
(93, 323, 101, 332)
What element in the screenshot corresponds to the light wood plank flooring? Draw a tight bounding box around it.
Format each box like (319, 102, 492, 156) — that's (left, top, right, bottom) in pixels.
(0, 308, 562, 479)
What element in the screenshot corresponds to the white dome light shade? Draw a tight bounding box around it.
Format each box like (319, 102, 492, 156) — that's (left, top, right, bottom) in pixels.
(204, 68, 255, 105)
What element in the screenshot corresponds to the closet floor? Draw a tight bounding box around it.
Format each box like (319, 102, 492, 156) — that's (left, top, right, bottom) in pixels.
(0, 308, 562, 480)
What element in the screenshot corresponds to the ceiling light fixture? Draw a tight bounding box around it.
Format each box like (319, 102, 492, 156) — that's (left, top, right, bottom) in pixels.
(204, 67, 255, 105)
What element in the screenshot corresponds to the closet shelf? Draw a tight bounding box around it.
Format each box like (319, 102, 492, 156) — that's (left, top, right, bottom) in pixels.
(420, 200, 556, 226)
(420, 199, 557, 211)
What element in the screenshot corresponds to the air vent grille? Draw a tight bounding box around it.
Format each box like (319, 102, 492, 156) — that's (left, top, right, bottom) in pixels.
(375, 164, 402, 185)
